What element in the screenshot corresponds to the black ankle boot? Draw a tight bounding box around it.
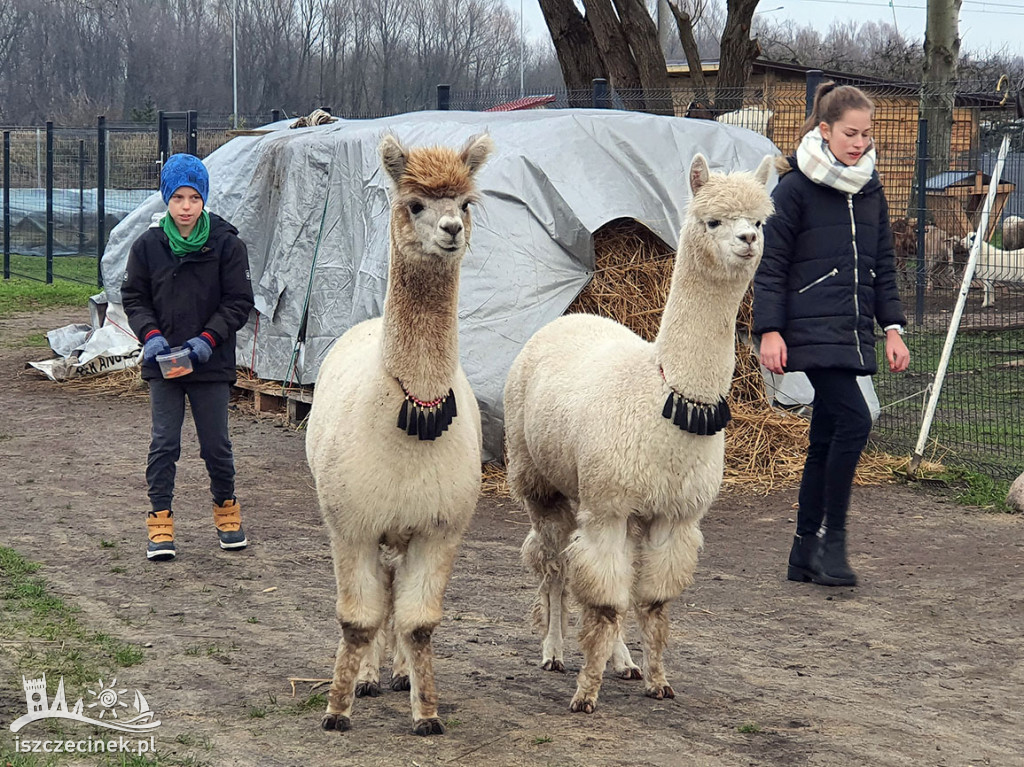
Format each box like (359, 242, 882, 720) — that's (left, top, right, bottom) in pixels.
(810, 529, 858, 587)
(786, 534, 819, 582)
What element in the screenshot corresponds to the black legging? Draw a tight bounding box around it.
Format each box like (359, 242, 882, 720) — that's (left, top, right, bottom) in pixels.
(796, 369, 873, 536)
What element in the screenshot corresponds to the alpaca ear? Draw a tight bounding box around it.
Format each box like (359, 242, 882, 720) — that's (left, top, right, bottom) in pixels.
(460, 133, 494, 176)
(754, 155, 774, 186)
(689, 154, 710, 194)
(379, 134, 407, 185)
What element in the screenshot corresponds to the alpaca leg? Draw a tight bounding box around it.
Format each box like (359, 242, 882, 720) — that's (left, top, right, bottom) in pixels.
(322, 537, 388, 732)
(610, 630, 642, 680)
(565, 511, 633, 713)
(390, 614, 411, 691)
(392, 528, 463, 735)
(355, 609, 388, 698)
(633, 517, 703, 700)
(520, 496, 575, 672)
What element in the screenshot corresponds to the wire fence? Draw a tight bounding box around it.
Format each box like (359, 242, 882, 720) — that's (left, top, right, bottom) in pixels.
(3, 77, 1023, 481)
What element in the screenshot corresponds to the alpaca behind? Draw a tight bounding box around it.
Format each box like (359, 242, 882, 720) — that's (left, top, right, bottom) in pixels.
(504, 154, 774, 713)
(305, 133, 492, 736)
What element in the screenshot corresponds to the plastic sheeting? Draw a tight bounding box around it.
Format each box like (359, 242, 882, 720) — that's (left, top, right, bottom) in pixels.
(101, 109, 777, 460)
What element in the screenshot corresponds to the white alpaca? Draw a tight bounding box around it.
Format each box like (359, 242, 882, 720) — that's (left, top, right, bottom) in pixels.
(960, 231, 1024, 308)
(504, 154, 774, 713)
(305, 133, 492, 735)
(1001, 215, 1024, 251)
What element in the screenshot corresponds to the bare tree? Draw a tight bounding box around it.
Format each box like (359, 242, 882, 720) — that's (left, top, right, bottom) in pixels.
(713, 0, 759, 113)
(538, 0, 607, 92)
(921, 0, 962, 174)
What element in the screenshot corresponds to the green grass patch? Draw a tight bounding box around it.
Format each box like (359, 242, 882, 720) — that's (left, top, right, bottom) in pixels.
(926, 466, 1014, 512)
(0, 545, 145, 689)
(0, 275, 96, 318)
(737, 722, 762, 734)
(10, 332, 50, 348)
(295, 692, 327, 712)
(874, 326, 1024, 482)
(5, 253, 101, 286)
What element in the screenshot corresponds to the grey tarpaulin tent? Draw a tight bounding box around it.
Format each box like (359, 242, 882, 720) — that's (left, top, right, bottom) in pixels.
(101, 109, 777, 461)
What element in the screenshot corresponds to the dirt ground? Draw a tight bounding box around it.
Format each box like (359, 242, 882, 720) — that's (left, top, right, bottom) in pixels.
(1, 307, 1022, 767)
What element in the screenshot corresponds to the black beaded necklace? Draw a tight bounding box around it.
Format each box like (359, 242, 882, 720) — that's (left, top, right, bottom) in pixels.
(396, 381, 457, 441)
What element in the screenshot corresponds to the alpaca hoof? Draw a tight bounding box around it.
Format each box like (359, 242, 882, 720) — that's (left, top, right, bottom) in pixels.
(542, 659, 565, 673)
(645, 684, 675, 700)
(569, 696, 596, 714)
(320, 713, 351, 732)
(355, 681, 381, 698)
(413, 717, 445, 736)
(390, 674, 410, 692)
(616, 666, 643, 680)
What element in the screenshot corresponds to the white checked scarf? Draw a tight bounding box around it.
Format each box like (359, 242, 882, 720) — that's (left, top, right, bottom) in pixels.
(796, 127, 876, 194)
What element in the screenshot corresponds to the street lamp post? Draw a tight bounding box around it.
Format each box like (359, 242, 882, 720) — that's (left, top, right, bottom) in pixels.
(232, 0, 238, 128)
(519, 0, 524, 98)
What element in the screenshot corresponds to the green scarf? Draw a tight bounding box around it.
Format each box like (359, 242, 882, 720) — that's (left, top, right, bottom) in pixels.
(162, 210, 211, 256)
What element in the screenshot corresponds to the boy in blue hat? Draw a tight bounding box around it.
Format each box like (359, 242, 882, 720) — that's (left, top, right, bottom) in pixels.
(122, 153, 255, 561)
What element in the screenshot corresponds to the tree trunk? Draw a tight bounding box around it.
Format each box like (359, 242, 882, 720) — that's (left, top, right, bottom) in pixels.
(538, 0, 606, 97)
(612, 0, 674, 114)
(715, 0, 760, 114)
(921, 0, 962, 176)
(668, 1, 711, 113)
(581, 0, 643, 99)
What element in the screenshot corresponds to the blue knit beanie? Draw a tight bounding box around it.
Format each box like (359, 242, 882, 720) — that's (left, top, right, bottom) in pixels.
(160, 154, 209, 205)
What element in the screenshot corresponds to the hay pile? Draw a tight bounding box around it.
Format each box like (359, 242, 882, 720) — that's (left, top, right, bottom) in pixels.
(55, 365, 147, 397)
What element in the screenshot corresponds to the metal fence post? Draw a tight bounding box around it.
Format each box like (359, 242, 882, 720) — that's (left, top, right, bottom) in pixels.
(187, 110, 198, 155)
(45, 120, 53, 285)
(78, 139, 86, 257)
(3, 131, 9, 280)
(97, 115, 106, 288)
(805, 70, 824, 118)
(437, 84, 450, 111)
(914, 118, 928, 326)
(592, 78, 609, 109)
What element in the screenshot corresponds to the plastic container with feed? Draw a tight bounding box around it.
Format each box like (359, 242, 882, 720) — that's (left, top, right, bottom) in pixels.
(156, 347, 193, 379)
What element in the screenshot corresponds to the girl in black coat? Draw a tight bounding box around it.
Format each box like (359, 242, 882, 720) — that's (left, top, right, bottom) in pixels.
(123, 154, 255, 561)
(753, 83, 910, 586)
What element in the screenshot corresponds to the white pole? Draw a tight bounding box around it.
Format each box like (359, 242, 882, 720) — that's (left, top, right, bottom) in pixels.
(519, 0, 524, 98)
(909, 134, 1011, 473)
(232, 0, 238, 128)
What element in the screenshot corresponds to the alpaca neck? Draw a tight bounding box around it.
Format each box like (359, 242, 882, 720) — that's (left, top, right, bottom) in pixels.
(654, 242, 748, 404)
(381, 232, 461, 401)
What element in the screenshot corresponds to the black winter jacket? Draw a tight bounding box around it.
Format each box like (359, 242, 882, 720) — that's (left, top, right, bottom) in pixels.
(122, 212, 254, 382)
(753, 157, 906, 375)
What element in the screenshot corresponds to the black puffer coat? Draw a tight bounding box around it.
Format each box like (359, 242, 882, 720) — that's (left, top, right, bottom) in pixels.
(122, 213, 254, 382)
(753, 157, 906, 375)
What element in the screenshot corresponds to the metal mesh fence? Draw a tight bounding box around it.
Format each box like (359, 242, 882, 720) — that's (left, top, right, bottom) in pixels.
(3, 81, 1023, 480)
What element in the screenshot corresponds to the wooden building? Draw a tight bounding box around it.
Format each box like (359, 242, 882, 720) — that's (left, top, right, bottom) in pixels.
(667, 58, 1000, 218)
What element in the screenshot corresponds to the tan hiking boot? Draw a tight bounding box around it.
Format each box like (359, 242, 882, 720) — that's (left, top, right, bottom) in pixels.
(213, 499, 248, 550)
(146, 510, 176, 561)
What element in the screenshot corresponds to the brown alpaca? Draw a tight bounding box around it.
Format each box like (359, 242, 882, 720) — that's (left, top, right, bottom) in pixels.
(305, 133, 492, 735)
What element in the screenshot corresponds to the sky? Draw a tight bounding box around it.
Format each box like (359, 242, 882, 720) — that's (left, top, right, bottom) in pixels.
(505, 1, 1024, 57)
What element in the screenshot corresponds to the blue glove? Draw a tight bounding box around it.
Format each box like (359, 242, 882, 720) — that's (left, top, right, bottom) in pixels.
(184, 335, 214, 364)
(142, 333, 171, 363)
